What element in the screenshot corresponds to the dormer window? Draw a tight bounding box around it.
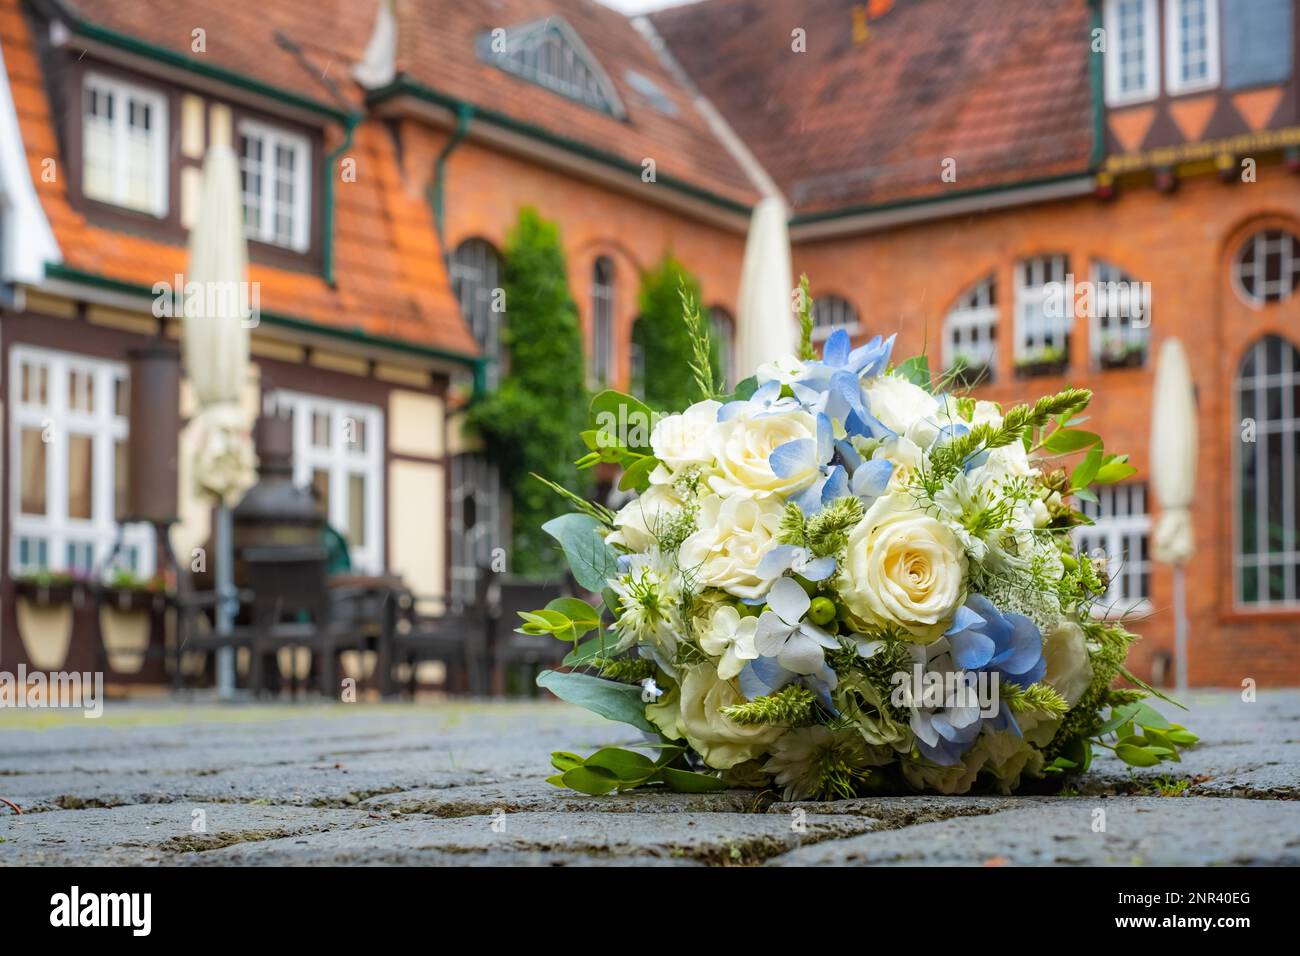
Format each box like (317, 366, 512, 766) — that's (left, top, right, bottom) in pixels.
(237, 119, 311, 252)
(81, 73, 168, 216)
(478, 18, 625, 118)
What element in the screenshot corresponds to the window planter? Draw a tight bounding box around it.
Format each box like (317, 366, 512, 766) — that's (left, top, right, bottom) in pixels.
(98, 585, 168, 614)
(1015, 356, 1069, 379)
(1099, 348, 1146, 370)
(13, 575, 91, 609)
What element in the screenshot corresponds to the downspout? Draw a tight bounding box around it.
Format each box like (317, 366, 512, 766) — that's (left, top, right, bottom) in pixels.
(430, 102, 474, 255)
(1087, 0, 1105, 170)
(323, 113, 362, 287)
(427, 103, 483, 396)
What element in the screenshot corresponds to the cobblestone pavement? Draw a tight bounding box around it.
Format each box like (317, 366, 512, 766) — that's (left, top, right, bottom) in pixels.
(1, 691, 1296, 866)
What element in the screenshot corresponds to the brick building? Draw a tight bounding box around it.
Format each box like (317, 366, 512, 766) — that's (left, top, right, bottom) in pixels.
(0, 0, 1296, 687)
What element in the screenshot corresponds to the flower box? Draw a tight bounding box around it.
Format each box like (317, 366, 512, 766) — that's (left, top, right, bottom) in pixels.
(1015, 356, 1069, 379)
(13, 576, 91, 609)
(1099, 348, 1145, 370)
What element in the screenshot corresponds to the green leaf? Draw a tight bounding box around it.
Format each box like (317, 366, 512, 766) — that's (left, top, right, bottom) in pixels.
(1071, 447, 1103, 490)
(584, 747, 657, 782)
(560, 765, 621, 795)
(659, 767, 726, 792)
(550, 751, 586, 773)
(897, 355, 932, 392)
(1096, 461, 1139, 484)
(590, 390, 655, 452)
(1043, 429, 1101, 454)
(1115, 744, 1163, 767)
(1063, 736, 1093, 773)
(618, 455, 660, 492)
(731, 376, 758, 402)
(1131, 702, 1173, 730)
(536, 669, 656, 733)
(546, 598, 601, 639)
(542, 513, 618, 593)
(1096, 702, 1141, 736)
(1074, 487, 1099, 504)
(545, 774, 567, 788)
(1166, 729, 1199, 745)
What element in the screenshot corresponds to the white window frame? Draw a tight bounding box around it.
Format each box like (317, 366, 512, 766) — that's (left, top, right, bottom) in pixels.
(1014, 254, 1072, 363)
(810, 295, 861, 342)
(1090, 260, 1150, 368)
(1233, 336, 1300, 609)
(1104, 0, 1160, 106)
(81, 72, 168, 217)
(1075, 484, 1152, 617)
(942, 277, 997, 380)
(276, 390, 384, 574)
(1165, 0, 1220, 95)
(1232, 230, 1300, 307)
(450, 453, 502, 607)
(237, 118, 312, 252)
(590, 257, 615, 387)
(8, 345, 153, 578)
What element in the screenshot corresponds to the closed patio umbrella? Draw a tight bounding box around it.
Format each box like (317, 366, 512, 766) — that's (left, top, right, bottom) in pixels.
(183, 144, 257, 699)
(1150, 337, 1197, 692)
(736, 196, 796, 372)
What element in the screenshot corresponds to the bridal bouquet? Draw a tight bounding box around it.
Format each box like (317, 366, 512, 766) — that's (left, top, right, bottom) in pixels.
(522, 282, 1194, 800)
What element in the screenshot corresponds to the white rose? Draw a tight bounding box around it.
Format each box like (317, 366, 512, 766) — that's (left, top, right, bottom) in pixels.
(678, 494, 784, 600)
(1042, 621, 1094, 707)
(650, 400, 721, 471)
(606, 483, 686, 553)
(864, 374, 941, 446)
(699, 604, 759, 679)
(872, 435, 926, 492)
(841, 494, 968, 641)
(672, 663, 785, 769)
(707, 409, 820, 498)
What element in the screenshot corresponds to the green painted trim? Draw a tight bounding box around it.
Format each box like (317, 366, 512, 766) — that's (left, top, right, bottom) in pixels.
(368, 77, 753, 217)
(40, 263, 483, 372)
(432, 103, 474, 248)
(1088, 0, 1105, 169)
(787, 172, 1094, 227)
(62, 16, 352, 123)
(322, 114, 363, 286)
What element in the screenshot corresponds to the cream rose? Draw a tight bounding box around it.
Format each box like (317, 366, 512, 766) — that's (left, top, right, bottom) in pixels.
(1042, 621, 1094, 707)
(672, 663, 785, 769)
(650, 400, 721, 471)
(678, 494, 784, 599)
(707, 409, 820, 498)
(606, 483, 686, 553)
(841, 494, 968, 640)
(864, 374, 941, 446)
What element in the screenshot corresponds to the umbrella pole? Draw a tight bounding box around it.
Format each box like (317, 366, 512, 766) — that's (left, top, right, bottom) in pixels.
(215, 503, 237, 700)
(1173, 564, 1188, 694)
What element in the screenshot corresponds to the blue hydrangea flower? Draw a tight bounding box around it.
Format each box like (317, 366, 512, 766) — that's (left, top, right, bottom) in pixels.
(945, 594, 1047, 688)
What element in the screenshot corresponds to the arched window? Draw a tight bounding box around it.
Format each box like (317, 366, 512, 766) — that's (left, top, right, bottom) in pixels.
(590, 256, 615, 387)
(709, 306, 735, 390)
(811, 294, 860, 341)
(1233, 229, 1300, 306)
(942, 276, 997, 385)
(449, 238, 503, 388)
(1091, 260, 1150, 369)
(1014, 254, 1071, 376)
(1235, 335, 1300, 607)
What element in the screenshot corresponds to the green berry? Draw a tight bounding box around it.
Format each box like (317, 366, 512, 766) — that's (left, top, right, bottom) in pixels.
(808, 596, 836, 625)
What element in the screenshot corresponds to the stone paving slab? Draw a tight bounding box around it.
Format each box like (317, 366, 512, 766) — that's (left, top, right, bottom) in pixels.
(0, 803, 378, 865)
(767, 797, 1300, 866)
(182, 811, 877, 866)
(1, 692, 1296, 866)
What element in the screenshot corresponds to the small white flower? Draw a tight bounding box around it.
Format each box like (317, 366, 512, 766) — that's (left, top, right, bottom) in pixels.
(699, 605, 760, 680)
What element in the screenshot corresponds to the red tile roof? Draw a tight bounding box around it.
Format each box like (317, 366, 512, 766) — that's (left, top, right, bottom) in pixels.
(2, 0, 477, 358)
(650, 0, 1096, 216)
(388, 0, 761, 208)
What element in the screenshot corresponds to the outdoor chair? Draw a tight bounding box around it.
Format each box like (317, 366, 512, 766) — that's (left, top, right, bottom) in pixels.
(386, 571, 491, 697)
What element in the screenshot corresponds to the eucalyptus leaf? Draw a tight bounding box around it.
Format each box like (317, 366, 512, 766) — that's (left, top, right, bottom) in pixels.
(536, 669, 657, 733)
(542, 513, 618, 593)
(897, 355, 932, 392)
(584, 747, 657, 782)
